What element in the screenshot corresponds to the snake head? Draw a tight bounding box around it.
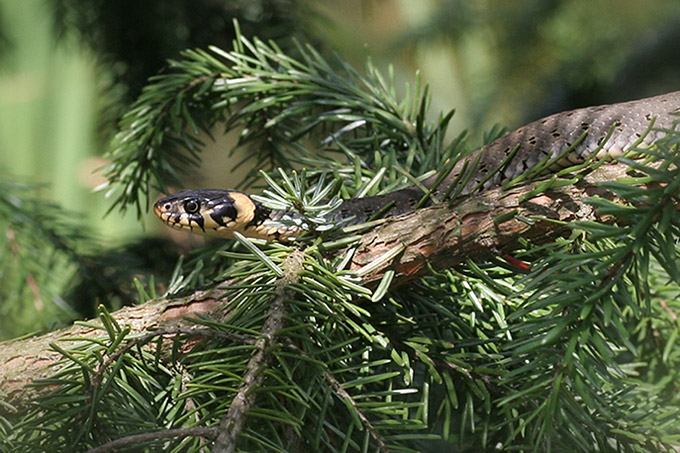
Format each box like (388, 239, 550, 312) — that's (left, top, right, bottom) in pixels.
(153, 189, 268, 238)
(153, 189, 299, 240)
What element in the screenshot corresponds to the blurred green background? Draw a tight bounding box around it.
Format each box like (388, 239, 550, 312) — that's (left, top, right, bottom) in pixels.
(1, 0, 679, 338)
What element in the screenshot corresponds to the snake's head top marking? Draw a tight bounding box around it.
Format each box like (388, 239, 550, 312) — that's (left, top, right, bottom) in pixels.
(153, 189, 260, 238)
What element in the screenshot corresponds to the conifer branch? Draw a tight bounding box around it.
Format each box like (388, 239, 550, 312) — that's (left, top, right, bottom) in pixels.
(212, 288, 288, 452)
(283, 339, 391, 453)
(0, 151, 677, 451)
(212, 249, 304, 452)
(0, 287, 229, 409)
(0, 160, 669, 408)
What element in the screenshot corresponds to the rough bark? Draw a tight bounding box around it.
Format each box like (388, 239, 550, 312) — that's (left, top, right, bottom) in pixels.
(0, 162, 659, 411)
(350, 163, 640, 286)
(0, 288, 227, 411)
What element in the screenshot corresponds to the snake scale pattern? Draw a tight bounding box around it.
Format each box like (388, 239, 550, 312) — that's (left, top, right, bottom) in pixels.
(154, 91, 680, 240)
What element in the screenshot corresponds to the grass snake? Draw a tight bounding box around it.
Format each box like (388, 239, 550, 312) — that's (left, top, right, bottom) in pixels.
(154, 91, 680, 241)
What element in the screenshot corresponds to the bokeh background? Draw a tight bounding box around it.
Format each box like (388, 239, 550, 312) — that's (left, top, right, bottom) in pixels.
(1, 0, 679, 338)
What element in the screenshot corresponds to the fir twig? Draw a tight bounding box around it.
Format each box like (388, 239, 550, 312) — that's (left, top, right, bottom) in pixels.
(101, 24, 458, 217)
(85, 427, 219, 453)
(212, 250, 304, 453)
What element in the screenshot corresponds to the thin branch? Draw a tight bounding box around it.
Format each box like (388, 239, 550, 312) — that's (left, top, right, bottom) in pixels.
(660, 299, 678, 322)
(212, 251, 305, 453)
(86, 426, 219, 453)
(90, 326, 254, 391)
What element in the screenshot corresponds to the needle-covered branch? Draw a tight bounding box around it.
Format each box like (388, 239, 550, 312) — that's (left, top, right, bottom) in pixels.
(102, 26, 455, 217)
(2, 156, 674, 403)
(0, 287, 229, 409)
(4, 21, 679, 452)
(1, 150, 679, 451)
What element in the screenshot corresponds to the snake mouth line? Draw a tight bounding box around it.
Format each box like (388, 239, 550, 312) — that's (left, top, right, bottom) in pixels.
(152, 204, 163, 221)
(153, 203, 204, 232)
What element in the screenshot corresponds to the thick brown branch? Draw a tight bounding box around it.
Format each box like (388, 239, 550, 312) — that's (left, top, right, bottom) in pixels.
(350, 162, 654, 286)
(0, 287, 228, 411)
(0, 162, 652, 413)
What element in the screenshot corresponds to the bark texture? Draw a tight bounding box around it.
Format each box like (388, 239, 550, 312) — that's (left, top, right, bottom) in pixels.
(350, 163, 635, 285)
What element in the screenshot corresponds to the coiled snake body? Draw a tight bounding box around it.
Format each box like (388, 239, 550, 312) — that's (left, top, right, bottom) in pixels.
(154, 91, 680, 240)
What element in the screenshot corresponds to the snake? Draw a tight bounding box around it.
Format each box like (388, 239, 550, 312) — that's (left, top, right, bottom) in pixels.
(154, 91, 680, 241)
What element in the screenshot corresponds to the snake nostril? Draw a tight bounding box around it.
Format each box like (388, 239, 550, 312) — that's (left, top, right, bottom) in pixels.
(163, 202, 172, 211)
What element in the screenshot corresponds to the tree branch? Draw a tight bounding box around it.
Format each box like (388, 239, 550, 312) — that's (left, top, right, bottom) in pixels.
(0, 287, 228, 411)
(86, 427, 219, 453)
(0, 162, 656, 413)
(212, 249, 304, 453)
(350, 162, 658, 286)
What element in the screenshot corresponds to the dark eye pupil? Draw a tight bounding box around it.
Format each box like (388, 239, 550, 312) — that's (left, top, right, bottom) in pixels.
(184, 200, 200, 213)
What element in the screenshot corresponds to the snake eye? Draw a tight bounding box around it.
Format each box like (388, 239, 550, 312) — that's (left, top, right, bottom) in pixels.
(184, 200, 200, 214)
